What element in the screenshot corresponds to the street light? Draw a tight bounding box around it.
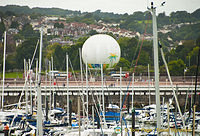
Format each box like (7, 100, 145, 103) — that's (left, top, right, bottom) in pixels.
(184, 68, 187, 82)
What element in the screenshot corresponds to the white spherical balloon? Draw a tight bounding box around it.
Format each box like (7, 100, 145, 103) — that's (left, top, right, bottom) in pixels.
(82, 34, 121, 69)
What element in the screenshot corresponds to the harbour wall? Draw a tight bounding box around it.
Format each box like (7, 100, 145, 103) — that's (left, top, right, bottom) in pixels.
(2, 84, 200, 113)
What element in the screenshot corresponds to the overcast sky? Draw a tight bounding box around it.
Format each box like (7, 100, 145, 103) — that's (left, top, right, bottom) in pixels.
(0, 0, 200, 15)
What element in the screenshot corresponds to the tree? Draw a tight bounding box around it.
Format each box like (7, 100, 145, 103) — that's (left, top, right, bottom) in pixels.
(118, 37, 138, 63)
(170, 11, 192, 23)
(0, 42, 3, 71)
(0, 20, 5, 40)
(137, 50, 151, 66)
(167, 59, 186, 76)
(56, 36, 88, 70)
(186, 65, 200, 76)
(13, 34, 23, 41)
(133, 65, 148, 75)
(157, 12, 170, 26)
(30, 12, 41, 19)
(10, 21, 19, 28)
(87, 30, 98, 36)
(16, 37, 39, 69)
(115, 57, 130, 71)
(191, 8, 200, 19)
(52, 44, 65, 70)
(187, 46, 199, 66)
(54, 23, 64, 28)
(20, 23, 37, 39)
(5, 11, 16, 16)
(6, 53, 17, 71)
(84, 13, 93, 18)
(131, 11, 146, 20)
(0, 12, 5, 18)
(174, 40, 196, 64)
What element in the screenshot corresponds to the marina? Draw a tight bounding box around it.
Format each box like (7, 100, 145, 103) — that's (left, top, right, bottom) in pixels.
(0, 1, 200, 136)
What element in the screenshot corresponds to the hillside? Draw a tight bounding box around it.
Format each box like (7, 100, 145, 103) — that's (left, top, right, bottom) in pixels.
(0, 5, 81, 16)
(0, 5, 199, 76)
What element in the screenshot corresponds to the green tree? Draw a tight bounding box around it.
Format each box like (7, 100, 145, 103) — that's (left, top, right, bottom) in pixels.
(167, 59, 186, 76)
(170, 11, 193, 23)
(20, 23, 37, 38)
(48, 44, 65, 70)
(46, 37, 87, 71)
(137, 50, 151, 66)
(158, 12, 170, 26)
(16, 37, 39, 69)
(13, 34, 23, 41)
(0, 20, 5, 40)
(30, 12, 41, 19)
(0, 43, 3, 71)
(87, 30, 98, 36)
(134, 65, 148, 75)
(65, 37, 88, 70)
(186, 65, 200, 76)
(187, 46, 199, 66)
(54, 23, 64, 28)
(10, 21, 19, 28)
(5, 11, 16, 16)
(118, 37, 138, 63)
(115, 57, 130, 71)
(6, 53, 17, 71)
(0, 12, 5, 18)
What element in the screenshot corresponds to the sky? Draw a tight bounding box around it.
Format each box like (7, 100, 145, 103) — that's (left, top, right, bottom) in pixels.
(0, 0, 200, 15)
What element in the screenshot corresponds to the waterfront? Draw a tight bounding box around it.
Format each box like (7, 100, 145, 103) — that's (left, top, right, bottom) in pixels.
(1, 77, 199, 113)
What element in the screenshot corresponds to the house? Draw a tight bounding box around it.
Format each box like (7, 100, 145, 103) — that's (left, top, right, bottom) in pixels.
(8, 28, 19, 34)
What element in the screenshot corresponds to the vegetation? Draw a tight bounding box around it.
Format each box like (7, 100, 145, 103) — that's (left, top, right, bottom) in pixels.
(0, 5, 200, 78)
(0, 72, 23, 78)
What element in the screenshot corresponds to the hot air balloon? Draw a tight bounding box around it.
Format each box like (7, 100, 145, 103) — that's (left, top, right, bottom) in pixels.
(82, 34, 121, 70)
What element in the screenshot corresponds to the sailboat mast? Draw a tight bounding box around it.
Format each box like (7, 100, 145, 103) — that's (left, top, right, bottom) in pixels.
(49, 61, 51, 110)
(101, 64, 105, 121)
(120, 67, 122, 109)
(35, 59, 38, 108)
(132, 73, 134, 110)
(29, 59, 33, 114)
(51, 56, 55, 109)
(79, 48, 85, 128)
(1, 31, 6, 111)
(37, 27, 43, 136)
(119, 66, 123, 134)
(151, 2, 161, 134)
(148, 64, 151, 105)
(86, 61, 89, 129)
(66, 54, 69, 125)
(25, 59, 28, 114)
(101, 63, 107, 128)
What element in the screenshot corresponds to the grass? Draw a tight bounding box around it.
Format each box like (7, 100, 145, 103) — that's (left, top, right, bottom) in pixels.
(137, 20, 152, 24)
(0, 72, 23, 78)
